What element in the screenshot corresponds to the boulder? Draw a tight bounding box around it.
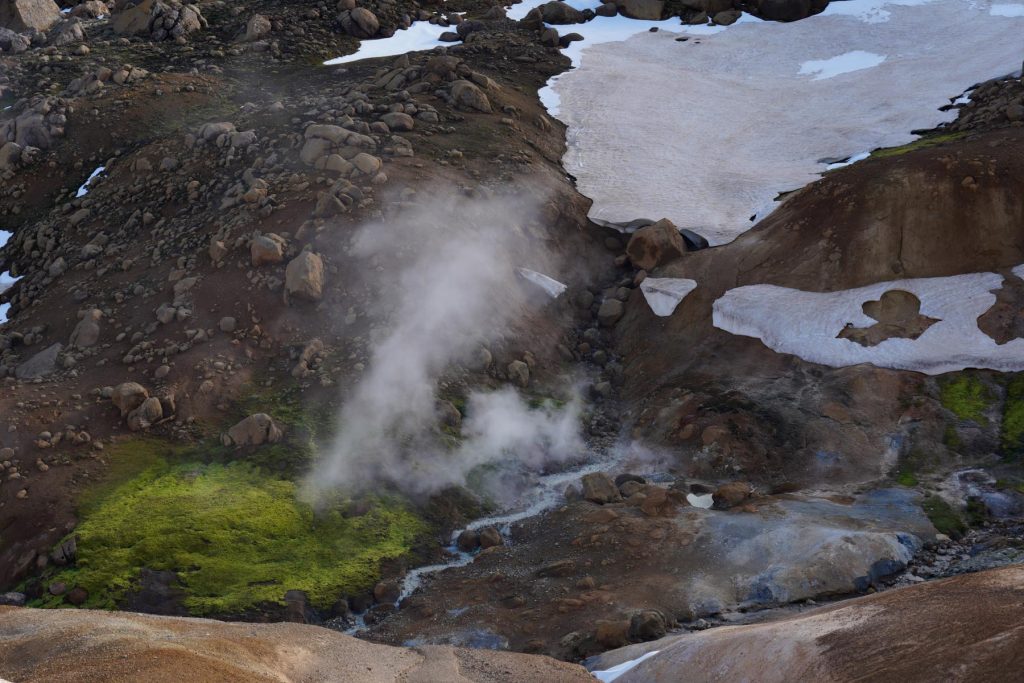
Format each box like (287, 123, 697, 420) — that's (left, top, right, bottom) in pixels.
(0, 27, 30, 53)
(15, 343, 62, 380)
(712, 9, 741, 24)
(540, 1, 585, 23)
(50, 17, 85, 46)
(451, 80, 492, 113)
(380, 112, 414, 131)
(284, 251, 325, 302)
(338, 7, 378, 38)
(626, 219, 686, 270)
(713, 481, 753, 509)
(240, 13, 270, 42)
(0, 141, 22, 170)
(754, 0, 816, 21)
(479, 526, 503, 548)
(112, 382, 149, 417)
(615, 0, 664, 19)
(70, 0, 108, 18)
(507, 360, 530, 387)
(112, 0, 155, 36)
(224, 413, 283, 447)
(597, 298, 625, 327)
(250, 233, 286, 266)
(351, 152, 381, 175)
(0, 0, 61, 32)
(127, 396, 164, 431)
(69, 309, 102, 348)
(457, 529, 480, 552)
(581, 472, 621, 504)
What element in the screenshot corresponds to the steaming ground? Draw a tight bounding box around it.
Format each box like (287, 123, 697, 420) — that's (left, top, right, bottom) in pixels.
(304, 195, 586, 503)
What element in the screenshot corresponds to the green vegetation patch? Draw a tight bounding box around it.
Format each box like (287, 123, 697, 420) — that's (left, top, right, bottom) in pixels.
(1001, 374, 1024, 456)
(43, 458, 427, 615)
(894, 470, 919, 487)
(870, 132, 967, 159)
(939, 375, 992, 425)
(922, 495, 967, 539)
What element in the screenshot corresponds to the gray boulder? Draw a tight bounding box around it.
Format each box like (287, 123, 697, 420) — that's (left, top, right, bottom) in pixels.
(15, 343, 62, 380)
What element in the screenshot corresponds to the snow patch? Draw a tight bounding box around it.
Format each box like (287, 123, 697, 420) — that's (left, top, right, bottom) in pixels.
(76, 166, 106, 198)
(592, 650, 661, 682)
(821, 0, 939, 23)
(1, 229, 17, 324)
(990, 3, 1024, 16)
(640, 277, 697, 317)
(799, 51, 886, 80)
(687, 493, 714, 508)
(712, 267, 1024, 375)
(516, 267, 568, 298)
(324, 22, 447, 65)
(552, 0, 1023, 244)
(825, 151, 871, 170)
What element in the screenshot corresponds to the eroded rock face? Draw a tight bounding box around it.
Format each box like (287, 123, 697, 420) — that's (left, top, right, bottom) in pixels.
(0, 0, 61, 32)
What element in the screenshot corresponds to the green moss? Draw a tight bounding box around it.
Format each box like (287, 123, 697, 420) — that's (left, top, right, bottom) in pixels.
(43, 459, 428, 615)
(1001, 375, 1024, 456)
(939, 375, 991, 425)
(922, 495, 967, 539)
(870, 132, 967, 159)
(895, 470, 919, 487)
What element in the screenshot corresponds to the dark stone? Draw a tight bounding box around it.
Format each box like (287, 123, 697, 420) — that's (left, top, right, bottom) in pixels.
(457, 528, 481, 552)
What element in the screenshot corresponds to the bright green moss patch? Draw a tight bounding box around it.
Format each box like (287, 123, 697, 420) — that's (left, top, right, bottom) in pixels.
(922, 495, 967, 539)
(1001, 375, 1024, 456)
(870, 132, 967, 159)
(939, 376, 991, 425)
(46, 459, 428, 615)
(895, 470, 919, 487)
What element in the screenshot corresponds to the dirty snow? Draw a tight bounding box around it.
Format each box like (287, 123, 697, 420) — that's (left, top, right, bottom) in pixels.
(712, 267, 1024, 375)
(552, 0, 1024, 244)
(640, 277, 697, 316)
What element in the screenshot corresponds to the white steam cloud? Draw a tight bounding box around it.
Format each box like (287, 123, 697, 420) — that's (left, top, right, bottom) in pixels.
(304, 193, 586, 501)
